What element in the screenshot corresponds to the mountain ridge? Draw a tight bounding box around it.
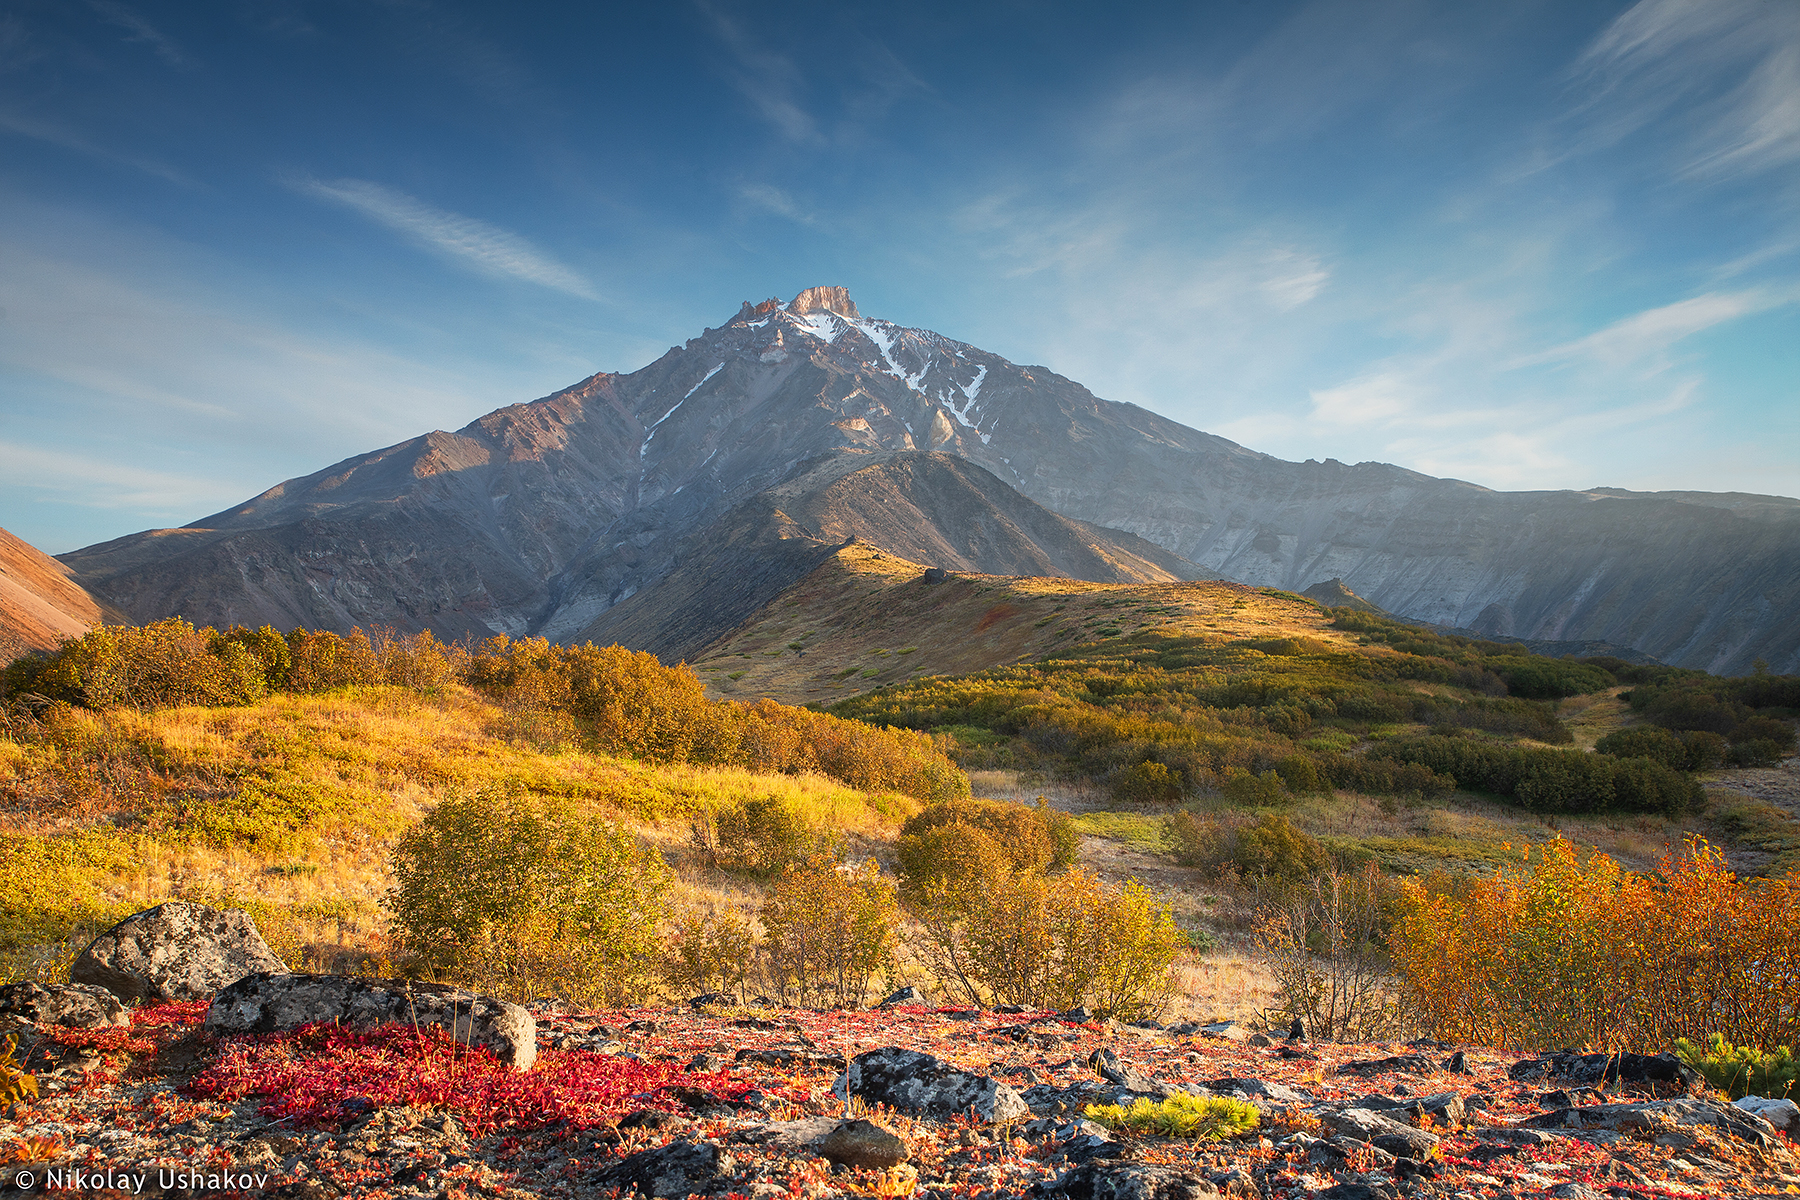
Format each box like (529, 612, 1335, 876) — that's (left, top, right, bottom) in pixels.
(56, 286, 1800, 674)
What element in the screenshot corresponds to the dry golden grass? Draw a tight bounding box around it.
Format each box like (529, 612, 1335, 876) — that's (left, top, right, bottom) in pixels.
(0, 685, 919, 981)
(690, 544, 1358, 705)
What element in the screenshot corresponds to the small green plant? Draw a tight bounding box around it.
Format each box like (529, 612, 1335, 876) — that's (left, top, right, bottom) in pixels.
(1084, 1093, 1259, 1140)
(1676, 1034, 1798, 1100)
(728, 671, 746, 680)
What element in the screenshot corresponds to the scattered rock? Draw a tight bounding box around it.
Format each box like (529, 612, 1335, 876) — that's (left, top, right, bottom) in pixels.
(71, 902, 287, 1003)
(1546, 1184, 1605, 1200)
(1320, 1107, 1442, 1158)
(205, 973, 537, 1070)
(687, 993, 734, 1009)
(817, 1119, 908, 1169)
(687, 1051, 728, 1072)
(1336, 1054, 1434, 1076)
(732, 1116, 841, 1150)
(843, 1045, 1029, 1123)
(1444, 1050, 1471, 1074)
(880, 985, 928, 1006)
(1506, 1050, 1702, 1090)
(0, 982, 127, 1029)
(1089, 1047, 1159, 1093)
(1735, 1094, 1800, 1135)
(1204, 1077, 1309, 1104)
(1060, 1007, 1095, 1024)
(1286, 1018, 1305, 1042)
(597, 1140, 736, 1198)
(921, 568, 948, 584)
(1040, 1159, 1220, 1198)
(1361, 1090, 1463, 1124)
(1522, 1097, 1779, 1147)
(618, 1110, 686, 1131)
(1195, 1021, 1250, 1043)
(1246, 1032, 1275, 1047)
(736, 1047, 845, 1070)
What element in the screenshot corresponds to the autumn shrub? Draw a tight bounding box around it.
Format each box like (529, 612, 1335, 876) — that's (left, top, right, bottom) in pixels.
(1113, 759, 1181, 804)
(285, 627, 381, 692)
(4, 620, 267, 709)
(700, 793, 840, 877)
(911, 867, 1183, 1019)
(1166, 811, 1330, 886)
(387, 789, 671, 1006)
(663, 907, 758, 1000)
(760, 854, 898, 1007)
(1371, 736, 1701, 815)
(1253, 863, 1410, 1042)
(1222, 768, 1287, 807)
(896, 796, 1073, 883)
(1390, 837, 1800, 1052)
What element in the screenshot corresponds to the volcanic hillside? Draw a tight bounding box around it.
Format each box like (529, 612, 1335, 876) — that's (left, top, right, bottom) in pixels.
(58, 286, 1800, 673)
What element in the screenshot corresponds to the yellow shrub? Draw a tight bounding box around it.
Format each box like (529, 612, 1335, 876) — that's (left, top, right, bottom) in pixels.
(761, 855, 898, 1007)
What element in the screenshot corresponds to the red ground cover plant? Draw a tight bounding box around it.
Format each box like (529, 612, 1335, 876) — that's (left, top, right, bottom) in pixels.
(189, 1023, 762, 1135)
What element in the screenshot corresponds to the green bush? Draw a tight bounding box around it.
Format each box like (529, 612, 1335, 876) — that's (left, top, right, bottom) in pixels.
(1113, 759, 1181, 804)
(1372, 736, 1701, 815)
(387, 789, 671, 1006)
(898, 797, 1062, 880)
(1084, 1093, 1259, 1141)
(1165, 811, 1329, 884)
(705, 794, 837, 877)
(1675, 1033, 1798, 1101)
(1223, 768, 1287, 807)
(1594, 726, 1688, 770)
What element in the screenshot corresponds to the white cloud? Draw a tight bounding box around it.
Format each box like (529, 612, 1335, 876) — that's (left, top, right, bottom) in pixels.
(1522, 290, 1788, 371)
(738, 182, 812, 224)
(1574, 0, 1800, 179)
(88, 0, 190, 68)
(1260, 248, 1329, 310)
(0, 440, 238, 515)
(295, 177, 598, 299)
(0, 110, 194, 184)
(696, 1, 820, 144)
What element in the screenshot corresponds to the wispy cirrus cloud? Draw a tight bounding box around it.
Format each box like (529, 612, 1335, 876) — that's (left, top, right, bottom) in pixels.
(696, 1, 819, 144)
(1573, 0, 1800, 179)
(737, 182, 812, 224)
(88, 0, 190, 68)
(1521, 289, 1791, 371)
(294, 177, 598, 299)
(0, 110, 195, 184)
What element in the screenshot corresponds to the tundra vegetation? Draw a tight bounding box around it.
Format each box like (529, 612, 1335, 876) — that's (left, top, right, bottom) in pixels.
(2, 606, 1796, 1067)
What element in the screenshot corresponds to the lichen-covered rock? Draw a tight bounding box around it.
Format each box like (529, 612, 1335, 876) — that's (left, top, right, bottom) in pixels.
(1039, 1160, 1219, 1198)
(0, 981, 128, 1028)
(818, 1119, 908, 1168)
(1522, 1097, 1778, 1147)
(1506, 1050, 1702, 1089)
(597, 1140, 736, 1198)
(205, 973, 536, 1070)
(1320, 1107, 1442, 1158)
(844, 1046, 1029, 1123)
(72, 902, 287, 1003)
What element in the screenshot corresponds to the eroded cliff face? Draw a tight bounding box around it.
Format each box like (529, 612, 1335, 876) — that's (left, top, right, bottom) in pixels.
(59, 287, 1800, 673)
(0, 526, 121, 661)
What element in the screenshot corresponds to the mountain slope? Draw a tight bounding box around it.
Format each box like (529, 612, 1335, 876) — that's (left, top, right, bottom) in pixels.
(0, 526, 120, 661)
(570, 451, 1211, 663)
(60, 285, 1800, 673)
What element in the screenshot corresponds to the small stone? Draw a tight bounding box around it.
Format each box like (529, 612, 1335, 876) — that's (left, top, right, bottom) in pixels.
(879, 985, 928, 1007)
(1286, 1018, 1305, 1042)
(818, 1119, 908, 1169)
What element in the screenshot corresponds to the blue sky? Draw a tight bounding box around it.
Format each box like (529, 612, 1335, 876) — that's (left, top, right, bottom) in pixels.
(2, 0, 1797, 553)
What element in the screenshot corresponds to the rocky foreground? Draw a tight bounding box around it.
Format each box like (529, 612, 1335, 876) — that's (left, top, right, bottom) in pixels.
(4, 985, 1799, 1200)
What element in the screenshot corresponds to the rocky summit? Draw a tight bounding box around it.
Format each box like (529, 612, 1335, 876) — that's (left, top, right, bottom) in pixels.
(58, 288, 1800, 673)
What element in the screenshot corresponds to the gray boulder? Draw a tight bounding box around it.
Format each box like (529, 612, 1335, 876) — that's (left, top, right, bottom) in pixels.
(844, 1046, 1029, 1123)
(205, 973, 536, 1070)
(1089, 1047, 1159, 1093)
(0, 981, 128, 1028)
(1522, 1097, 1778, 1147)
(1041, 1160, 1219, 1198)
(1321, 1107, 1442, 1158)
(72, 901, 287, 1003)
(1735, 1095, 1800, 1136)
(597, 1141, 736, 1198)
